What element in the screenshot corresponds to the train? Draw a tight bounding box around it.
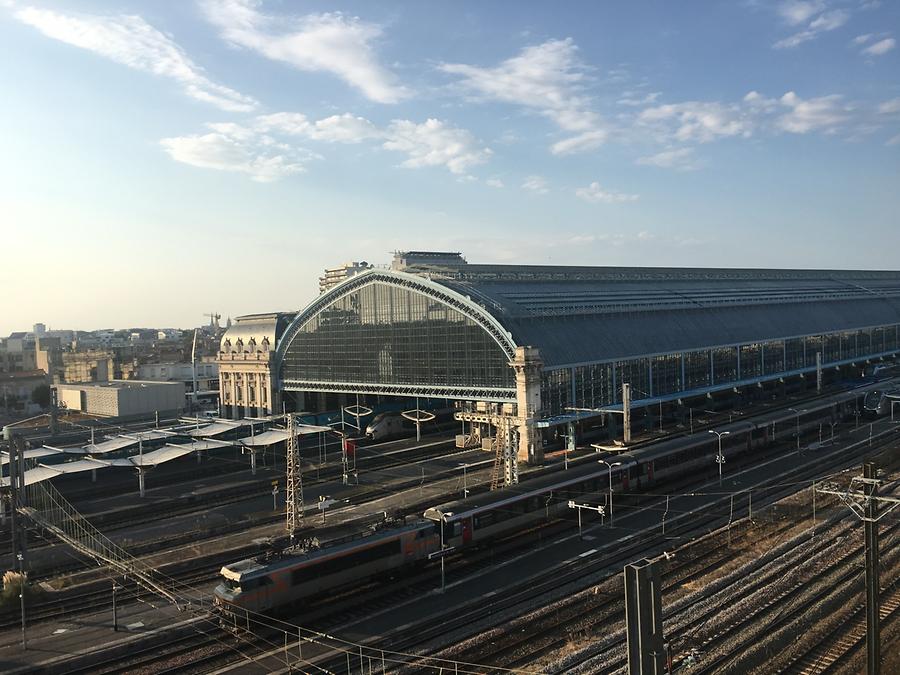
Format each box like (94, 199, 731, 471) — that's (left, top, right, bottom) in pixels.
(365, 408, 456, 441)
(863, 388, 900, 418)
(214, 383, 878, 616)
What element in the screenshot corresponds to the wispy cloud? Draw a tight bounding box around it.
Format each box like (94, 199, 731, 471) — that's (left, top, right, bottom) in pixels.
(862, 37, 896, 56)
(636, 147, 702, 171)
(162, 113, 490, 180)
(878, 98, 900, 114)
(440, 38, 607, 155)
(14, 5, 257, 112)
(383, 119, 491, 174)
(773, 4, 850, 49)
(575, 182, 639, 204)
(522, 175, 549, 194)
(776, 1, 826, 26)
(160, 124, 316, 182)
(637, 101, 753, 143)
(485, 178, 505, 188)
(201, 0, 408, 104)
(777, 91, 849, 132)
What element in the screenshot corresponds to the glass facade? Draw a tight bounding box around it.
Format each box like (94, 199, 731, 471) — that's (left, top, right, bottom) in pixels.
(281, 281, 515, 392)
(541, 323, 900, 416)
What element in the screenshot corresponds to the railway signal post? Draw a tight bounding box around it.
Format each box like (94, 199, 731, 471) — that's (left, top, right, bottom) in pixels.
(817, 461, 900, 675)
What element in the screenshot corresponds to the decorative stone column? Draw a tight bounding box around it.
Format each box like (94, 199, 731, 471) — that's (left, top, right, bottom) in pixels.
(511, 346, 544, 463)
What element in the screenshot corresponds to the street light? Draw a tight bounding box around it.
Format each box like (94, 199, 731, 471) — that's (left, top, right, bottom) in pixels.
(708, 429, 730, 485)
(596, 457, 623, 525)
(460, 463, 469, 498)
(787, 408, 804, 449)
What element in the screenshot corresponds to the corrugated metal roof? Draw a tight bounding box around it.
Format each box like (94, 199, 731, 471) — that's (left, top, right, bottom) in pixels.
(427, 266, 900, 367)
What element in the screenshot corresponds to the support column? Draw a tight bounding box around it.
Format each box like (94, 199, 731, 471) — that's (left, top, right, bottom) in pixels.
(864, 461, 880, 675)
(510, 346, 543, 464)
(625, 559, 665, 675)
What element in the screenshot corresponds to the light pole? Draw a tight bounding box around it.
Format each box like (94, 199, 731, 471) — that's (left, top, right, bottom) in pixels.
(596, 458, 622, 526)
(461, 463, 469, 498)
(708, 429, 730, 485)
(787, 408, 803, 449)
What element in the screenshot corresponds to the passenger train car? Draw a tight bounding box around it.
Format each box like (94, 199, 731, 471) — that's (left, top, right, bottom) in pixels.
(215, 383, 878, 615)
(215, 522, 440, 613)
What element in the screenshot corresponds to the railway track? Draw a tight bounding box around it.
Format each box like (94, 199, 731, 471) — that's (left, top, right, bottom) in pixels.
(777, 575, 900, 674)
(408, 432, 900, 675)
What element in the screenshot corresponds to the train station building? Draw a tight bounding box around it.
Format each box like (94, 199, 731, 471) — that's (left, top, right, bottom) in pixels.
(221, 254, 900, 464)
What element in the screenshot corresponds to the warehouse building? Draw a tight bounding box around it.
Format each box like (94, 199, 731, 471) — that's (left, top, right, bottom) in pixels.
(274, 262, 900, 463)
(55, 380, 184, 418)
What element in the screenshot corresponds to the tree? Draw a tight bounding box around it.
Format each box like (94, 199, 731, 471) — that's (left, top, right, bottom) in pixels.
(31, 384, 51, 408)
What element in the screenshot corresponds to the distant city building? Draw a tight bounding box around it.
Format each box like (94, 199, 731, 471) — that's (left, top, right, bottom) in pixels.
(33, 323, 46, 336)
(60, 350, 115, 384)
(319, 261, 373, 294)
(218, 313, 293, 418)
(391, 250, 467, 270)
(55, 380, 184, 417)
(0, 370, 47, 413)
(138, 359, 219, 394)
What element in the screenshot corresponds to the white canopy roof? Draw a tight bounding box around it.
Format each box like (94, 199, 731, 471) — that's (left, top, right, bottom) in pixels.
(238, 425, 331, 448)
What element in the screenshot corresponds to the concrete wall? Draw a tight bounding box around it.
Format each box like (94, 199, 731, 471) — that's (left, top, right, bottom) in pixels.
(55, 381, 184, 417)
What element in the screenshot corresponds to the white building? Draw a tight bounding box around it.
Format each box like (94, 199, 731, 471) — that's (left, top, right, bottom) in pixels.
(56, 380, 185, 417)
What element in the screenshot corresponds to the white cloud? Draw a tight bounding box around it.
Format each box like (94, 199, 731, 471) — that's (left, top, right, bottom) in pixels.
(777, 91, 849, 133)
(636, 147, 701, 171)
(255, 112, 381, 142)
(14, 6, 257, 112)
(638, 101, 753, 143)
(617, 91, 662, 107)
(486, 178, 505, 188)
(163, 113, 489, 180)
(202, 0, 407, 104)
(550, 130, 608, 155)
(862, 37, 896, 56)
(852, 33, 873, 45)
(382, 119, 491, 174)
(887, 133, 900, 146)
(773, 8, 850, 49)
(160, 125, 313, 182)
(776, 1, 826, 26)
(878, 98, 900, 114)
(521, 175, 549, 194)
(440, 38, 607, 154)
(575, 182, 639, 204)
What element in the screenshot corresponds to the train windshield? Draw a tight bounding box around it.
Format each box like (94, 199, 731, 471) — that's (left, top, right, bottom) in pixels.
(221, 577, 240, 591)
(865, 391, 882, 407)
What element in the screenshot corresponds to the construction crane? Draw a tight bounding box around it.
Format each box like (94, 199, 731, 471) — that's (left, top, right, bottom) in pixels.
(204, 312, 221, 328)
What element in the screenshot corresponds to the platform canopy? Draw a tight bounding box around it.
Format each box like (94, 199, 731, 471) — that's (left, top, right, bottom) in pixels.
(84, 429, 177, 455)
(239, 424, 333, 448)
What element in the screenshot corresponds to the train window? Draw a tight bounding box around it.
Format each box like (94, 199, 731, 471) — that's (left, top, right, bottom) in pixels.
(416, 528, 430, 539)
(474, 512, 495, 529)
(629, 464, 639, 479)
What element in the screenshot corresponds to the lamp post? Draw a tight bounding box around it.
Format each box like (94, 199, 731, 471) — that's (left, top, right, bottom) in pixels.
(708, 429, 730, 485)
(787, 408, 803, 449)
(461, 463, 469, 498)
(596, 458, 623, 525)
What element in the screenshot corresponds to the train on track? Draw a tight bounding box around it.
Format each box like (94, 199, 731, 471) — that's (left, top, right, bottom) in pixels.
(214, 383, 879, 615)
(863, 388, 900, 418)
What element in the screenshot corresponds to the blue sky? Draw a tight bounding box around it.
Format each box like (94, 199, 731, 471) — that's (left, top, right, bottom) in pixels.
(1, 0, 898, 333)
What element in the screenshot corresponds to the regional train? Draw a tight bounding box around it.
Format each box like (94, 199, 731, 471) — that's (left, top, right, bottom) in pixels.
(863, 388, 900, 418)
(214, 383, 880, 615)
